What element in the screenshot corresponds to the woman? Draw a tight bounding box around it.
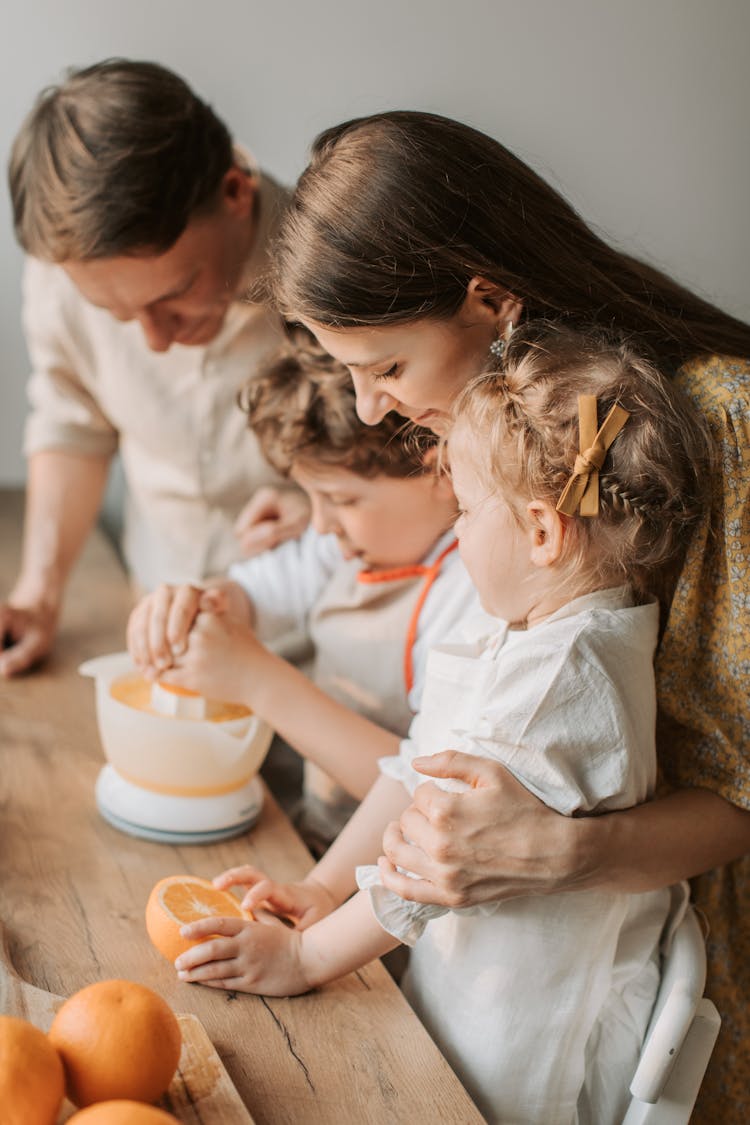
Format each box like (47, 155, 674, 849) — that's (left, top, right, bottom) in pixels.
(270, 111, 750, 1122)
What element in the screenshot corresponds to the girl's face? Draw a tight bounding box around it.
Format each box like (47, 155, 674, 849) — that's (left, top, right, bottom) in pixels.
(449, 422, 553, 626)
(303, 311, 496, 435)
(290, 460, 456, 571)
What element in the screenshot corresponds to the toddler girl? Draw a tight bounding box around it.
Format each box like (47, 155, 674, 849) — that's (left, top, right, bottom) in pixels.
(174, 324, 712, 1125)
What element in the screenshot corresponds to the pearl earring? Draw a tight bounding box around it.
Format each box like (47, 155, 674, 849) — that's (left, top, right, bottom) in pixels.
(488, 320, 515, 361)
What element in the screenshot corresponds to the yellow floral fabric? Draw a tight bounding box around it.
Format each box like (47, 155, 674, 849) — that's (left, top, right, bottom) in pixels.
(656, 354, 750, 1122)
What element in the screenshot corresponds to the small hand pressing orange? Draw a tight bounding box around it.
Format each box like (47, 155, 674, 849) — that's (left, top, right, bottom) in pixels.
(165, 868, 327, 996)
(175, 909, 310, 996)
(146, 874, 253, 963)
(214, 865, 338, 930)
(155, 599, 266, 708)
(126, 579, 252, 680)
(173, 884, 396, 998)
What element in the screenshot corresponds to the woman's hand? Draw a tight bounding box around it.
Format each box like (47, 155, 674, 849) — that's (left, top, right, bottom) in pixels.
(381, 755, 750, 907)
(378, 751, 586, 908)
(213, 866, 338, 929)
(175, 913, 311, 996)
(234, 487, 311, 556)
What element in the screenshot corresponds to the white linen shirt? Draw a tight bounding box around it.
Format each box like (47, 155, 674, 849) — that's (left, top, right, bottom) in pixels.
(357, 586, 675, 1125)
(22, 166, 290, 591)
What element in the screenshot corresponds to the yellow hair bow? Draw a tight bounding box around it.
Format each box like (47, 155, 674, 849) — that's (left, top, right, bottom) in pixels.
(556, 395, 630, 518)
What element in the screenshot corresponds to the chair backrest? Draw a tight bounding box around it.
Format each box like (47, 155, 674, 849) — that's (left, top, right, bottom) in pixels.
(622, 893, 721, 1124)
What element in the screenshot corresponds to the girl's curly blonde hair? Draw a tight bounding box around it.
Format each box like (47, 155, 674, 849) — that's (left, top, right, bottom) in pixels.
(449, 322, 714, 599)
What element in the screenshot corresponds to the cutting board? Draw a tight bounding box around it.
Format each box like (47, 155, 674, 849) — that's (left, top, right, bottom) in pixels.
(0, 922, 254, 1123)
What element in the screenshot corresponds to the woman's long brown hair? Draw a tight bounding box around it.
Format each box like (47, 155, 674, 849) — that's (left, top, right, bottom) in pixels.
(272, 111, 750, 371)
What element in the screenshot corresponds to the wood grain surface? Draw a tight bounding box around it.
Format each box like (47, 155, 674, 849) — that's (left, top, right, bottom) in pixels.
(0, 490, 484, 1124)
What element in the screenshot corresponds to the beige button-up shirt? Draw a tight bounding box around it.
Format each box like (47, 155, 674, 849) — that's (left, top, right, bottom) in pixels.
(22, 169, 290, 591)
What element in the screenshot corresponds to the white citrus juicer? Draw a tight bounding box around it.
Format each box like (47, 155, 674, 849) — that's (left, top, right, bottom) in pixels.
(80, 652, 273, 844)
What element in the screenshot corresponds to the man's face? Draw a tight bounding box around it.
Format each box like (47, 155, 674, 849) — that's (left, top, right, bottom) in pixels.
(62, 170, 256, 352)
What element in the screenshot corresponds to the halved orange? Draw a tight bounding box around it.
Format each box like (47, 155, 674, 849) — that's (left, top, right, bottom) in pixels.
(67, 1102, 179, 1123)
(146, 875, 253, 963)
(155, 682, 200, 698)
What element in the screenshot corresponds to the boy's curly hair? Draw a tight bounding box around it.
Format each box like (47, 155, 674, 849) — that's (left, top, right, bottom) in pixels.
(449, 321, 714, 599)
(240, 327, 436, 478)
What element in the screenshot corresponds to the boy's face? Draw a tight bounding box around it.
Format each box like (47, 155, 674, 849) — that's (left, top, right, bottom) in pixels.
(290, 460, 456, 571)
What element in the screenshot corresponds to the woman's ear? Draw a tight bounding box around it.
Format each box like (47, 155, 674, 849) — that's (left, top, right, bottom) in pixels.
(463, 276, 524, 329)
(526, 499, 565, 567)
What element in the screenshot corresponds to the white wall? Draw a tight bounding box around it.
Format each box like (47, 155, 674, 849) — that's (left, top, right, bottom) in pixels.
(1, 0, 748, 485)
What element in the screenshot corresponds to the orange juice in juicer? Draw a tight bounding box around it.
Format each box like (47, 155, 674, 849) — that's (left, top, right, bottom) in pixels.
(80, 652, 273, 843)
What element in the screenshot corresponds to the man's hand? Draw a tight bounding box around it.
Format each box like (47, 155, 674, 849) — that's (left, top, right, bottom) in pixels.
(0, 598, 58, 677)
(234, 487, 310, 556)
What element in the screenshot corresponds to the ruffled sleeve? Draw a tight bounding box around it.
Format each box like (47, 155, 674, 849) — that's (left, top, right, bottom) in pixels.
(356, 724, 471, 946)
(355, 864, 448, 946)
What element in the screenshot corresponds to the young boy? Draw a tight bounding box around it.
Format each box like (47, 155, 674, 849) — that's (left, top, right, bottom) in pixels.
(127, 340, 478, 843)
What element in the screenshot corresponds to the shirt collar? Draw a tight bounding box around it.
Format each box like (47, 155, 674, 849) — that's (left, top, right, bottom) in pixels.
(233, 145, 291, 299)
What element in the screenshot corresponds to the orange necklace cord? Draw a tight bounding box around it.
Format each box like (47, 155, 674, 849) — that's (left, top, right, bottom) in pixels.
(357, 538, 459, 696)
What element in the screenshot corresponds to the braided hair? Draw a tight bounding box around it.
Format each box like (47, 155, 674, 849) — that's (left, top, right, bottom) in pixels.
(447, 322, 713, 600)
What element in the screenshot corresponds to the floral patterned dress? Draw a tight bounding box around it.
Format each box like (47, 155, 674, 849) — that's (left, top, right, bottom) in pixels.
(656, 355, 750, 1122)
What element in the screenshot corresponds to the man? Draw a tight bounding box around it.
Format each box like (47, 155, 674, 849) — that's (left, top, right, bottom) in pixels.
(1, 59, 307, 676)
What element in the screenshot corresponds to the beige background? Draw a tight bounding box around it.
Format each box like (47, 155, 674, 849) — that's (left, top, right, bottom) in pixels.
(1, 0, 748, 486)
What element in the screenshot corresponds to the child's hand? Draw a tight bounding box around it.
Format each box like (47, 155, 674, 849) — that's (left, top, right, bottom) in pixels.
(214, 866, 338, 929)
(127, 583, 204, 676)
(174, 913, 312, 996)
(158, 595, 265, 704)
(127, 580, 251, 680)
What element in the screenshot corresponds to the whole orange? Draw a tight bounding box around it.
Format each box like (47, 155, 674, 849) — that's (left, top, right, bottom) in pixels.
(48, 979, 181, 1107)
(146, 874, 252, 963)
(67, 1101, 180, 1123)
(0, 1014, 65, 1125)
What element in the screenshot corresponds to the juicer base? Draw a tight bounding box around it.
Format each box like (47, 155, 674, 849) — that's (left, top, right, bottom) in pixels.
(95, 765, 264, 844)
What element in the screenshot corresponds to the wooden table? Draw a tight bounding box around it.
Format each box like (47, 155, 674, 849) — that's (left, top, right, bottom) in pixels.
(0, 490, 483, 1124)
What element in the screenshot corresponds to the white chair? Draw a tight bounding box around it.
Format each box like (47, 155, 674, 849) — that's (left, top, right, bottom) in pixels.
(622, 894, 721, 1124)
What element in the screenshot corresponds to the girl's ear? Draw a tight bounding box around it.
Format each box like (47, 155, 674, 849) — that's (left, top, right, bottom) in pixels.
(463, 276, 523, 328)
(526, 500, 565, 567)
